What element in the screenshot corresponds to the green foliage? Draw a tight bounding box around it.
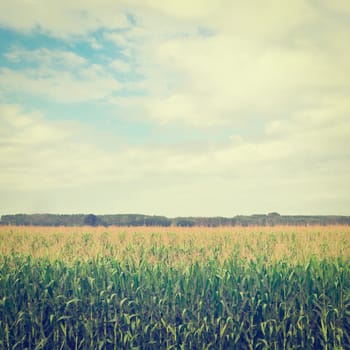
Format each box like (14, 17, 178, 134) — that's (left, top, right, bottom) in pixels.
(1, 213, 350, 227)
(0, 214, 173, 227)
(1, 255, 349, 349)
(84, 214, 99, 227)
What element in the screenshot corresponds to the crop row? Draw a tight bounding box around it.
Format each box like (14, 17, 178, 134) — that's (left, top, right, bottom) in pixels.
(1, 226, 349, 264)
(1, 255, 350, 349)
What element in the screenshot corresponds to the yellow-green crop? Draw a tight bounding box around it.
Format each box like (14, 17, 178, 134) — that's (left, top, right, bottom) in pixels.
(0, 226, 349, 349)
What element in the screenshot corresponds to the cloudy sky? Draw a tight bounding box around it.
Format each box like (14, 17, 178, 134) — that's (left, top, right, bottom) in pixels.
(0, 0, 349, 216)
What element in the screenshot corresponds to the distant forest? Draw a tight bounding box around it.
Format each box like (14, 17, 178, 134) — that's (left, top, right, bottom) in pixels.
(1, 213, 349, 227)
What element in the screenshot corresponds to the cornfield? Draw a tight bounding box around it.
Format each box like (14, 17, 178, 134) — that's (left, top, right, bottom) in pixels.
(1, 226, 350, 349)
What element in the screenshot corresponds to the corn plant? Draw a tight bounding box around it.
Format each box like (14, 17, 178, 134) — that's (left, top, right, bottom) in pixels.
(1, 252, 350, 349)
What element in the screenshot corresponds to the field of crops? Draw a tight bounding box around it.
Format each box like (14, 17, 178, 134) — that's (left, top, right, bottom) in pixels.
(1, 225, 350, 349)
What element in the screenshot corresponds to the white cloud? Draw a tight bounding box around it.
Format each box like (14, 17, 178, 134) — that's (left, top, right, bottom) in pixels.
(0, 0, 129, 38)
(89, 37, 103, 50)
(0, 104, 120, 189)
(121, 1, 350, 128)
(320, 0, 350, 14)
(1, 1, 350, 215)
(4, 1, 348, 126)
(5, 47, 87, 67)
(1, 47, 122, 102)
(144, 27, 350, 125)
(1, 102, 349, 215)
(103, 32, 130, 47)
(0, 104, 68, 144)
(0, 67, 120, 103)
(109, 59, 131, 73)
(147, 94, 198, 125)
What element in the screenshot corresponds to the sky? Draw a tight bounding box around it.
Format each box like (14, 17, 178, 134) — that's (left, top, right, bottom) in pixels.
(0, 0, 349, 217)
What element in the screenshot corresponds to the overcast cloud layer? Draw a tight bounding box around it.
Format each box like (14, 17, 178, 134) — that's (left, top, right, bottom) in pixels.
(0, 0, 349, 216)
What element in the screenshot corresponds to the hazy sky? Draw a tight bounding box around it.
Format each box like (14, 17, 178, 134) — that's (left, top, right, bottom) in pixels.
(0, 0, 349, 216)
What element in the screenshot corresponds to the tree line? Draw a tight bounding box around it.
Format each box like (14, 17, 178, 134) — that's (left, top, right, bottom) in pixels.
(1, 212, 349, 227)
